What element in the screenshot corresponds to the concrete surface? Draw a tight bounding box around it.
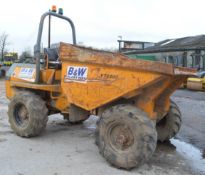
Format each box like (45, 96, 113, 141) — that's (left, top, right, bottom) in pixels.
(173, 90, 205, 152)
(0, 80, 205, 175)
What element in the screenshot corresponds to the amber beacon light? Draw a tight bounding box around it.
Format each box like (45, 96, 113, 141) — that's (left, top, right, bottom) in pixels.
(51, 5, 57, 12)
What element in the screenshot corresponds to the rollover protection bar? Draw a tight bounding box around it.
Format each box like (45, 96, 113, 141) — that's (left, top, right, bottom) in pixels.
(34, 11, 76, 83)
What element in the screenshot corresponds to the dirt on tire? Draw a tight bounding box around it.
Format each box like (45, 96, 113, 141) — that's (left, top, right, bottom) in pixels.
(157, 100, 182, 142)
(8, 91, 48, 137)
(95, 104, 157, 169)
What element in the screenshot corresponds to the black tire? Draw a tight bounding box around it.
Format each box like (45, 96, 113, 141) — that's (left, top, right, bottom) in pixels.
(156, 100, 182, 142)
(95, 104, 157, 169)
(8, 91, 48, 137)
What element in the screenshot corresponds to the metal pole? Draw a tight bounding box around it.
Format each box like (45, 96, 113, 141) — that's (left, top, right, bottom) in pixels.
(34, 11, 77, 83)
(118, 41, 121, 52)
(48, 14, 51, 48)
(118, 36, 122, 53)
(203, 54, 205, 71)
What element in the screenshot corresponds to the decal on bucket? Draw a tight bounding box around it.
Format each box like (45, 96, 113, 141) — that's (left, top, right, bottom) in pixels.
(65, 66, 88, 82)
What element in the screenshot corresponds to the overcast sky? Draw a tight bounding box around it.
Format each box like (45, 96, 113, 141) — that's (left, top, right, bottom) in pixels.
(1, 0, 205, 54)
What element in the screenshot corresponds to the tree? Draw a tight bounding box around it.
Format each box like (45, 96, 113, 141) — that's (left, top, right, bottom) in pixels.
(0, 32, 9, 62)
(19, 48, 34, 63)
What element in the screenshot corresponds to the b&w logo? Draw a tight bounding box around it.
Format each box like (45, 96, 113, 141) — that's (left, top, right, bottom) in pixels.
(66, 66, 88, 82)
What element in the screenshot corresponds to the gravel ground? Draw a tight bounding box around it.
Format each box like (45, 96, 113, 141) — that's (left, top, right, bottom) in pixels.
(0, 79, 205, 175)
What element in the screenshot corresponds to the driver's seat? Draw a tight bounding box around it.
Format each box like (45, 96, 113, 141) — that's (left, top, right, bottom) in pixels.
(44, 48, 61, 69)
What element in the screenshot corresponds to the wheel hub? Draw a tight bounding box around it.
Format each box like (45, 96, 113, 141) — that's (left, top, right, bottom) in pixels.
(14, 103, 29, 126)
(109, 124, 134, 151)
(116, 134, 127, 145)
(18, 105, 28, 120)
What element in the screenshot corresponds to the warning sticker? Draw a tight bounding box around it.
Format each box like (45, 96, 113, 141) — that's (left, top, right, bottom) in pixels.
(65, 66, 88, 82)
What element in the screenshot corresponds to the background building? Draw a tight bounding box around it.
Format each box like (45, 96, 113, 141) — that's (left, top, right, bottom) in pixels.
(121, 35, 205, 70)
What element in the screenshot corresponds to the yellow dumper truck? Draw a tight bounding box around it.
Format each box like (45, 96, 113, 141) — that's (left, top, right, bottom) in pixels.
(5, 8, 196, 169)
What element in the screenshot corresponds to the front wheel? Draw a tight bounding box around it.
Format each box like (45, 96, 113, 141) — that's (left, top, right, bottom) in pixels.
(95, 104, 157, 169)
(8, 91, 48, 137)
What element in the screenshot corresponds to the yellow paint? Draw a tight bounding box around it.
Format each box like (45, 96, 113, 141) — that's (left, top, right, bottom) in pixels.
(41, 69, 55, 84)
(188, 77, 202, 82)
(3, 61, 13, 66)
(53, 95, 70, 112)
(61, 61, 161, 111)
(187, 77, 205, 91)
(5, 43, 195, 120)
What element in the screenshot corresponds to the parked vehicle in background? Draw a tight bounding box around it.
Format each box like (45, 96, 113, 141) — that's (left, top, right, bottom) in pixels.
(0, 52, 18, 78)
(3, 52, 18, 66)
(186, 71, 205, 91)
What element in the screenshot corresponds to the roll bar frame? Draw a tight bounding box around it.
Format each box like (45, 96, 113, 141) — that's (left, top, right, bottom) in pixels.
(34, 11, 76, 83)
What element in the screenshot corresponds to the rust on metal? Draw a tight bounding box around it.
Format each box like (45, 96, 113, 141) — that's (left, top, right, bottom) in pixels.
(110, 124, 134, 150)
(10, 81, 61, 92)
(174, 66, 197, 76)
(60, 42, 176, 75)
(60, 42, 196, 76)
(6, 42, 198, 120)
(154, 76, 187, 120)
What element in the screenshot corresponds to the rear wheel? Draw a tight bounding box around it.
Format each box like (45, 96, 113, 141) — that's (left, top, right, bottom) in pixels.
(156, 100, 182, 142)
(8, 92, 48, 137)
(95, 104, 157, 169)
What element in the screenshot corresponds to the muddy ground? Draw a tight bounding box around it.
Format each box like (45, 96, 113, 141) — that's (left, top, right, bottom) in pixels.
(0, 79, 205, 175)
